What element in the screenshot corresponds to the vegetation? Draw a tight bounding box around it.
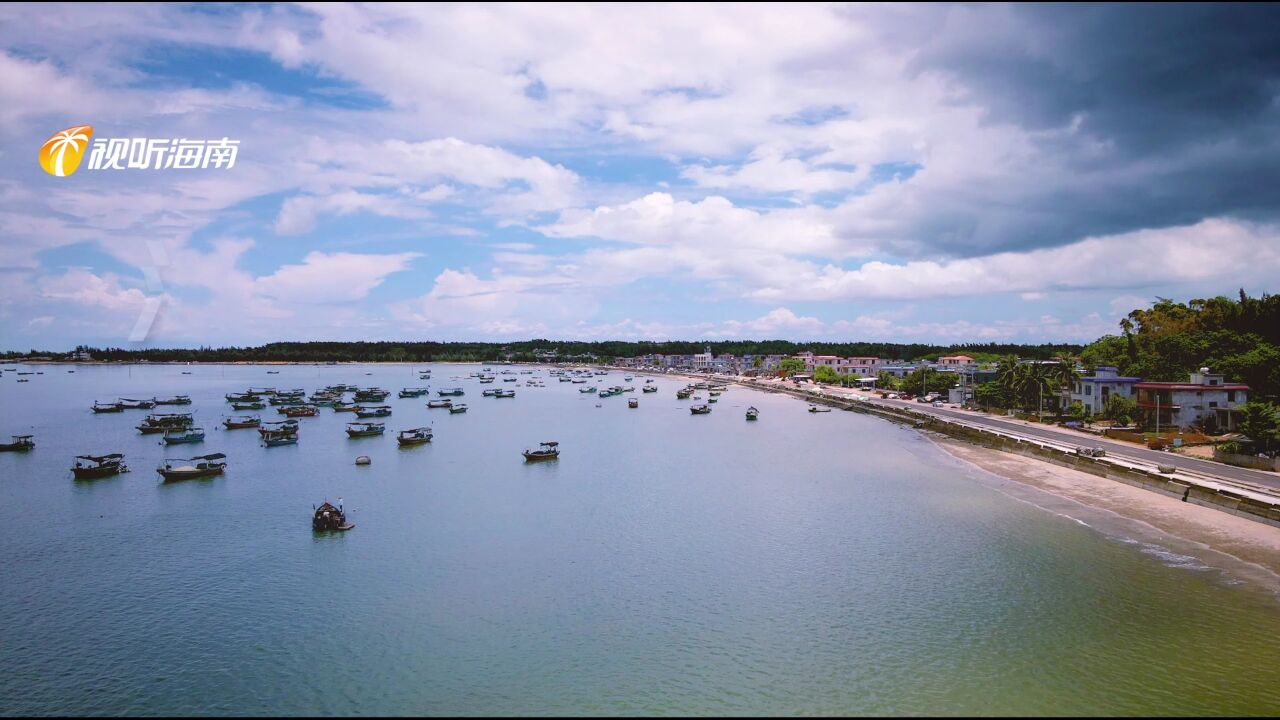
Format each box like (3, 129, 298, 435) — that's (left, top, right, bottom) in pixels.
(1080, 290, 1280, 401)
(1236, 401, 1279, 454)
(778, 358, 807, 377)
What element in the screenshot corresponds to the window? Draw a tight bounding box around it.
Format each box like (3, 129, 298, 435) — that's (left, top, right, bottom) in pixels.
(1085, 385, 1092, 396)
(1228, 390, 1236, 402)
(1209, 379, 1219, 386)
(1209, 401, 1218, 408)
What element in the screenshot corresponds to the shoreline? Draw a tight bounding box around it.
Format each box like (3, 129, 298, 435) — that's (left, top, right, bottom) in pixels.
(621, 366, 1280, 590)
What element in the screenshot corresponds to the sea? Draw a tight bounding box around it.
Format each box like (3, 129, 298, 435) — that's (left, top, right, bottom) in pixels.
(2, 362, 1278, 716)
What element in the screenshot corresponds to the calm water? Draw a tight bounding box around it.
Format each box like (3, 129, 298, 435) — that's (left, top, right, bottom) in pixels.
(2, 363, 1279, 716)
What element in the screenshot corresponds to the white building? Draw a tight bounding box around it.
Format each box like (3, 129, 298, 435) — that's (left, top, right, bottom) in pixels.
(1134, 368, 1250, 431)
(1070, 366, 1140, 415)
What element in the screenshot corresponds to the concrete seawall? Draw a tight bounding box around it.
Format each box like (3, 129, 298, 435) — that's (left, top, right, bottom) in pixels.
(734, 378, 1280, 530)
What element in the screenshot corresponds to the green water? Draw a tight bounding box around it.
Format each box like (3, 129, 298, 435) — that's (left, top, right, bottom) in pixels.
(1, 363, 1277, 716)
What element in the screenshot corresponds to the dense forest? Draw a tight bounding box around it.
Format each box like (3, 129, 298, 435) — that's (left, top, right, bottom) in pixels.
(1080, 290, 1280, 401)
(4, 340, 1082, 364)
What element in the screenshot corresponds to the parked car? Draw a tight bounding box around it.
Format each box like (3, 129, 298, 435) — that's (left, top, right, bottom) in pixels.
(932, 400, 944, 407)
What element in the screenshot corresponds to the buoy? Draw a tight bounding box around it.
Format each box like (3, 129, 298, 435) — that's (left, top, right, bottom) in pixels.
(355, 455, 371, 465)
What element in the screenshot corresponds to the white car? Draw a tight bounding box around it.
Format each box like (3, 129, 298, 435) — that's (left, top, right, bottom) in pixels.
(932, 400, 944, 407)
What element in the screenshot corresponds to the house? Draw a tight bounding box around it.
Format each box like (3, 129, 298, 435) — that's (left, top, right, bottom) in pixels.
(1133, 368, 1250, 432)
(1070, 366, 1140, 415)
(937, 355, 976, 370)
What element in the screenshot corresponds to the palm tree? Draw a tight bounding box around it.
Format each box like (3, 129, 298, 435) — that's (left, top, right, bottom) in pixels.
(1048, 353, 1081, 414)
(39, 126, 93, 177)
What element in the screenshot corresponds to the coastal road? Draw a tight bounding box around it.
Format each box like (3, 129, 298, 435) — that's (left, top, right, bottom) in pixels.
(867, 396, 1280, 493)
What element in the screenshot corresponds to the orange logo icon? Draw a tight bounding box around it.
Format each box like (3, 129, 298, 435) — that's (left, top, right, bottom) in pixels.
(38, 125, 94, 177)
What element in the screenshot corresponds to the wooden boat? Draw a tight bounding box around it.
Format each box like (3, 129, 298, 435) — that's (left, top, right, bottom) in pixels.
(437, 388, 465, 397)
(427, 399, 453, 409)
(448, 404, 468, 414)
(397, 427, 433, 446)
(225, 393, 261, 403)
(137, 412, 194, 434)
(398, 387, 429, 398)
(495, 389, 515, 398)
(157, 453, 226, 481)
(269, 396, 304, 406)
(346, 422, 385, 438)
(808, 406, 831, 413)
(353, 389, 389, 402)
(333, 401, 359, 412)
(523, 441, 560, 462)
(628, 398, 639, 408)
(0, 434, 35, 452)
(642, 385, 658, 393)
(355, 405, 391, 418)
(257, 420, 299, 436)
(482, 389, 499, 397)
(281, 405, 319, 418)
(223, 415, 261, 429)
(154, 395, 192, 406)
(579, 386, 597, 393)
(310, 396, 339, 407)
(746, 407, 759, 421)
(119, 398, 156, 410)
(708, 397, 718, 403)
(72, 453, 128, 479)
(709, 390, 721, 397)
(690, 404, 711, 415)
(503, 377, 517, 383)
(162, 427, 205, 444)
(261, 429, 298, 447)
(266, 370, 280, 374)
(313, 501, 354, 532)
(231, 401, 265, 411)
(92, 400, 123, 413)
(246, 387, 277, 396)
(676, 389, 692, 399)
(479, 378, 495, 384)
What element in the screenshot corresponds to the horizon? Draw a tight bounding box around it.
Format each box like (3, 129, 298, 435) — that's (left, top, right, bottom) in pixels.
(3, 4, 1279, 348)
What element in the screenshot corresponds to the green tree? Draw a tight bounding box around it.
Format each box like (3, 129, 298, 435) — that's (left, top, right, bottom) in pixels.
(1236, 401, 1279, 453)
(778, 358, 806, 378)
(813, 365, 840, 384)
(1103, 394, 1138, 423)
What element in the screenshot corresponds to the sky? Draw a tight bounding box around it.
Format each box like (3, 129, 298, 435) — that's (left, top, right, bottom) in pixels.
(2, 3, 1279, 351)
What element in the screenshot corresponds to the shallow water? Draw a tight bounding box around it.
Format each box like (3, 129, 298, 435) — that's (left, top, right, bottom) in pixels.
(2, 363, 1278, 716)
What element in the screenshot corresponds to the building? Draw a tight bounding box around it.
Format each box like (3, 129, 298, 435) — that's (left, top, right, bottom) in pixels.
(1070, 366, 1140, 415)
(937, 355, 976, 370)
(1133, 368, 1250, 431)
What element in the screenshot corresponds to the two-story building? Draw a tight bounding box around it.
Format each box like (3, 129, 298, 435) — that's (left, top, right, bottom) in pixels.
(1133, 368, 1250, 431)
(1070, 366, 1141, 416)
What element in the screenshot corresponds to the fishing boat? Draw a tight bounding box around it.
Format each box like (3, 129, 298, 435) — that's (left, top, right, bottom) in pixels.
(310, 396, 339, 407)
(223, 415, 261, 429)
(91, 400, 123, 413)
(708, 397, 718, 404)
(119, 398, 156, 410)
(269, 396, 304, 406)
(154, 395, 192, 406)
(690, 404, 711, 415)
(709, 390, 721, 397)
(503, 377, 517, 383)
(397, 427, 433, 446)
(808, 406, 831, 413)
(746, 407, 759, 421)
(261, 429, 298, 447)
(628, 398, 639, 409)
(482, 388, 499, 397)
(624, 376, 633, 381)
(246, 387, 277, 396)
(495, 389, 515, 398)
(258, 420, 299, 436)
(522, 441, 560, 462)
(355, 405, 391, 418)
(137, 413, 194, 434)
(231, 401, 265, 411)
(333, 401, 359, 412)
(162, 427, 205, 445)
(448, 404, 468, 414)
(427, 399, 453, 409)
(346, 422, 385, 438)
(579, 386, 597, 393)
(437, 388, 465, 397)
(157, 453, 226, 481)
(398, 387, 429, 398)
(479, 377, 495, 384)
(353, 389, 389, 402)
(71, 453, 128, 479)
(642, 385, 658, 393)
(181, 371, 192, 375)
(313, 501, 354, 532)
(281, 405, 320, 418)
(0, 435, 35, 452)
(676, 389, 692, 400)
(225, 393, 261, 403)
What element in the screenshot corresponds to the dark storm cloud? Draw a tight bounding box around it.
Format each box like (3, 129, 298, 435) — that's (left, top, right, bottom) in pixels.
(853, 3, 1280, 259)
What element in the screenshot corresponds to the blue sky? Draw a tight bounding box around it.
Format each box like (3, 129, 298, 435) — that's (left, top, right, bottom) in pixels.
(2, 3, 1278, 350)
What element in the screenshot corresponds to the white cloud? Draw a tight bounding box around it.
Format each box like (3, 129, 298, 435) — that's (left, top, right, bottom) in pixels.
(255, 251, 420, 303)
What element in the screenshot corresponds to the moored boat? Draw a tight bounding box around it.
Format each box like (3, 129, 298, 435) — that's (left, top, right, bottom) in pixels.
(398, 387, 429, 398)
(223, 415, 261, 429)
(427, 399, 453, 409)
(137, 412, 194, 434)
(522, 441, 560, 462)
(676, 389, 692, 399)
(258, 420, 299, 436)
(437, 387, 465, 397)
(808, 405, 831, 413)
(231, 400, 265, 410)
(225, 393, 261, 403)
(642, 385, 658, 393)
(162, 427, 206, 444)
(72, 453, 128, 479)
(746, 406, 759, 421)
(157, 453, 226, 481)
(0, 434, 35, 452)
(628, 398, 639, 408)
(397, 427, 433, 446)
(482, 388, 499, 397)
(313, 501, 354, 532)
(579, 386, 597, 393)
(690, 404, 711, 415)
(354, 405, 391, 418)
(154, 395, 192, 406)
(495, 389, 515, 398)
(118, 398, 156, 410)
(346, 422, 385, 438)
(261, 429, 298, 447)
(281, 405, 320, 418)
(448, 403, 468, 414)
(332, 401, 359, 412)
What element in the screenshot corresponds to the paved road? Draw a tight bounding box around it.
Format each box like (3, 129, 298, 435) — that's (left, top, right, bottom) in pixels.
(869, 397, 1280, 492)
